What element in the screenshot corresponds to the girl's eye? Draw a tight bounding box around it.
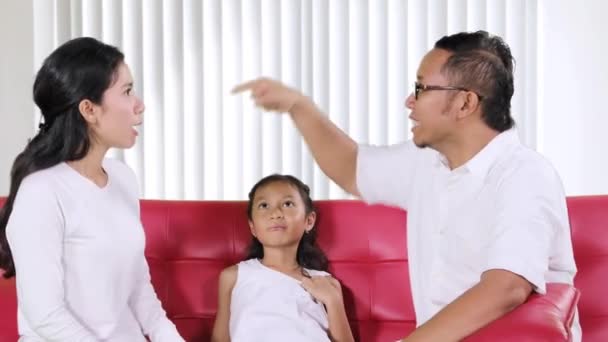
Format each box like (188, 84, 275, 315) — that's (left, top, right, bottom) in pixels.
(125, 88, 132, 95)
(257, 202, 268, 209)
(283, 201, 295, 208)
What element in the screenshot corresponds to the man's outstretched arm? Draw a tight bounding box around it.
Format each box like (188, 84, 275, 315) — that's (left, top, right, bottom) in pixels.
(233, 78, 360, 196)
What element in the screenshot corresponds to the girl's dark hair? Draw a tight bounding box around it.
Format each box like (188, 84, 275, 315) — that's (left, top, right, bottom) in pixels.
(245, 174, 328, 272)
(0, 37, 124, 278)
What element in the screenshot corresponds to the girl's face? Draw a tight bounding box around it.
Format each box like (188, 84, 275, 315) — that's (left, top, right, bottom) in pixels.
(249, 181, 316, 249)
(82, 63, 145, 150)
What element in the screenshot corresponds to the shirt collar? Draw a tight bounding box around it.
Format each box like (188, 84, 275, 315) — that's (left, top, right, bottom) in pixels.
(435, 129, 520, 178)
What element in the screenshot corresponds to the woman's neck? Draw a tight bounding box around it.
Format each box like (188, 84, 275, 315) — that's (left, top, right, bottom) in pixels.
(67, 144, 108, 187)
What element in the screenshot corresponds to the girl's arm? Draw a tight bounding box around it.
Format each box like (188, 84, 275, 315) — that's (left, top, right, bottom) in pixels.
(211, 265, 237, 342)
(302, 276, 355, 342)
(325, 295, 355, 342)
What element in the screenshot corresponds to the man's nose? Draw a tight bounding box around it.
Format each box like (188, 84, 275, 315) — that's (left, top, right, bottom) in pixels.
(405, 93, 415, 109)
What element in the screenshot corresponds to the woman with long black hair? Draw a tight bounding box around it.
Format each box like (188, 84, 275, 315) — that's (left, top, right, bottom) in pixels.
(0, 37, 183, 341)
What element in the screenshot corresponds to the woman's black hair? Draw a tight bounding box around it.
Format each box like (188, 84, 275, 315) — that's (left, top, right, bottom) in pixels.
(0, 37, 124, 278)
(245, 174, 328, 272)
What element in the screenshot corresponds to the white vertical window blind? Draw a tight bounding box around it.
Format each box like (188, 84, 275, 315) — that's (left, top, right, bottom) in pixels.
(32, 0, 538, 200)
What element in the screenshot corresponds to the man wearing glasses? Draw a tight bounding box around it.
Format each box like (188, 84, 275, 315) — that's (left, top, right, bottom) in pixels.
(233, 30, 580, 341)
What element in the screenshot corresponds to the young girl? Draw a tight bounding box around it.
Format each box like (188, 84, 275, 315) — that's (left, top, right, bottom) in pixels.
(0, 37, 183, 341)
(211, 174, 354, 342)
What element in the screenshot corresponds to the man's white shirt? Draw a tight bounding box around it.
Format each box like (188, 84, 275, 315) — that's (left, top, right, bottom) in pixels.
(356, 129, 580, 341)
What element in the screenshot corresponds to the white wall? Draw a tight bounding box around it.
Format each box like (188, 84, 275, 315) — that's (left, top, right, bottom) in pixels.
(0, 1, 34, 195)
(539, 0, 608, 195)
(0, 1, 606, 197)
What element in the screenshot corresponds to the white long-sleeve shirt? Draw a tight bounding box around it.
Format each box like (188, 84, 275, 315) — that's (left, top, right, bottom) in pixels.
(6, 159, 184, 342)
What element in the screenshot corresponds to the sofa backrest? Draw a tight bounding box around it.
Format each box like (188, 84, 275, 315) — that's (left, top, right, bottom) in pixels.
(567, 196, 608, 342)
(0, 196, 606, 341)
(139, 200, 413, 341)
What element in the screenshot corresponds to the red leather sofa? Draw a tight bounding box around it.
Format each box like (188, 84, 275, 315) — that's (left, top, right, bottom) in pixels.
(1, 196, 606, 341)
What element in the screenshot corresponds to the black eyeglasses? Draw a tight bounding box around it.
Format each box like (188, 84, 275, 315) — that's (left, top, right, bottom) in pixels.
(414, 82, 483, 101)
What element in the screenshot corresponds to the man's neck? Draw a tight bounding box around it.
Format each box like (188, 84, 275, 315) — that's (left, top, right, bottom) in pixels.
(439, 125, 500, 170)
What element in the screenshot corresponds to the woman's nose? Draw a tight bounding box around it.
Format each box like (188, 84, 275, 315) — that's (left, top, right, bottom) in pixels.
(136, 97, 146, 115)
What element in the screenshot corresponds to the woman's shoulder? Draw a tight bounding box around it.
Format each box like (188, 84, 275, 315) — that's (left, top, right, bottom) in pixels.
(103, 158, 139, 197)
(19, 163, 66, 194)
(103, 158, 136, 180)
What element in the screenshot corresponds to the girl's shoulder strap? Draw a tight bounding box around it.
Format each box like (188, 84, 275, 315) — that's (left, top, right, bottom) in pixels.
(304, 268, 331, 278)
(235, 258, 261, 275)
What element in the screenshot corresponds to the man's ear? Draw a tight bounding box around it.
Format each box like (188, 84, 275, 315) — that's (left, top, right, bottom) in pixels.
(248, 220, 257, 237)
(456, 91, 481, 120)
(79, 99, 98, 124)
(305, 212, 317, 232)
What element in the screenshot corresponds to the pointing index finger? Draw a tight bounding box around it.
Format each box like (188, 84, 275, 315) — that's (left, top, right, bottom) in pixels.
(231, 80, 258, 94)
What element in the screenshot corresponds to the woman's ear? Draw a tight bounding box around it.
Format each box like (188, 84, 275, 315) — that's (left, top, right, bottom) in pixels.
(78, 99, 98, 124)
(305, 212, 317, 232)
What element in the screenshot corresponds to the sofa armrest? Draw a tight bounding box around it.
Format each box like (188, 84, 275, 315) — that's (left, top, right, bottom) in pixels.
(465, 283, 580, 341)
